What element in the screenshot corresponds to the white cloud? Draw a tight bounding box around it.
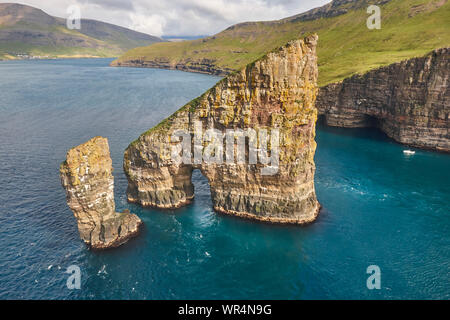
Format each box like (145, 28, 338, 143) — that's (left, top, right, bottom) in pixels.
(1, 0, 330, 37)
(129, 12, 166, 37)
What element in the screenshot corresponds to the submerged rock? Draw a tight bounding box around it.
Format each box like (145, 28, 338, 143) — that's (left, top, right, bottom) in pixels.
(60, 137, 142, 249)
(317, 48, 450, 152)
(124, 34, 321, 224)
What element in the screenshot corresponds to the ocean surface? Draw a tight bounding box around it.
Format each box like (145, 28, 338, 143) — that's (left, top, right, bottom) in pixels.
(0, 58, 448, 300)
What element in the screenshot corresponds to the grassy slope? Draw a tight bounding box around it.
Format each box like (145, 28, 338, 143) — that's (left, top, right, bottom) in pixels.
(0, 4, 162, 60)
(114, 0, 450, 86)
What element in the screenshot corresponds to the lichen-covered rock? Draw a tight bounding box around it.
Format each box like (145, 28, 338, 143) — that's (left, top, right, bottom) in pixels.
(60, 136, 142, 249)
(124, 35, 320, 224)
(316, 48, 450, 152)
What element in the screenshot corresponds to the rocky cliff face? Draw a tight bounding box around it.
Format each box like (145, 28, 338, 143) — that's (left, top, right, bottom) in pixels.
(60, 137, 142, 249)
(124, 35, 320, 224)
(317, 48, 450, 152)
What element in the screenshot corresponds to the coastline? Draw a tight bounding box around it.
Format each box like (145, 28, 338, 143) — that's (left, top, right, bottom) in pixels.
(1, 57, 449, 299)
(110, 60, 232, 77)
(0, 55, 119, 62)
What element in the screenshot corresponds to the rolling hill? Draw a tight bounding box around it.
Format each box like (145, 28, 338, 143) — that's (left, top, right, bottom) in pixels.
(112, 0, 450, 86)
(0, 3, 163, 60)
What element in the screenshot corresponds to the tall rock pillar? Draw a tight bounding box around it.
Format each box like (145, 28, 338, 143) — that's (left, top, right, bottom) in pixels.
(60, 136, 142, 249)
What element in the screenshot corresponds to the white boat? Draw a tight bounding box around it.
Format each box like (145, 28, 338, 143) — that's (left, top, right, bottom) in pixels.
(403, 150, 415, 155)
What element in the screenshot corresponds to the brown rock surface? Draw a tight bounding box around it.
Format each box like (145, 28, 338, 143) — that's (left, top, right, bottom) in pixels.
(60, 136, 142, 249)
(124, 35, 321, 224)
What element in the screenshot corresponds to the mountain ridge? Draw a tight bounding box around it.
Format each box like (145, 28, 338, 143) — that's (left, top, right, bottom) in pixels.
(0, 3, 163, 60)
(112, 0, 450, 86)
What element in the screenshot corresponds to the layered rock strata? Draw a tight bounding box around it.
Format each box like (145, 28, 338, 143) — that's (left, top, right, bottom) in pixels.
(124, 35, 321, 224)
(316, 48, 450, 152)
(111, 58, 233, 76)
(60, 137, 142, 249)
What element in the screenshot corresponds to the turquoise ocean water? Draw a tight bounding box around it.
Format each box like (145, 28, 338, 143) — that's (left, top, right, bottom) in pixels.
(0, 58, 448, 299)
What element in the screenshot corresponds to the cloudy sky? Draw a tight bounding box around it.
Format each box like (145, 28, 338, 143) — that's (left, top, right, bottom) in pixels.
(2, 0, 330, 37)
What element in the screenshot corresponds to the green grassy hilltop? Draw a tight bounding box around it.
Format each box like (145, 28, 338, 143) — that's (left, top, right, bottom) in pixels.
(114, 0, 450, 86)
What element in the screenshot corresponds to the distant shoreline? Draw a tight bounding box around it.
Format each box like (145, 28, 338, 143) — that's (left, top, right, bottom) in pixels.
(0, 56, 118, 62)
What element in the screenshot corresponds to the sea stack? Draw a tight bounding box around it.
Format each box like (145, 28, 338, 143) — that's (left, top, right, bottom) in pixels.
(124, 34, 320, 224)
(60, 137, 142, 249)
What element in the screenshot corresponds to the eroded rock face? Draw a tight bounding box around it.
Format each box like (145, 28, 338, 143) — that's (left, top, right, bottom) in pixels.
(60, 137, 142, 249)
(124, 35, 320, 224)
(317, 48, 450, 152)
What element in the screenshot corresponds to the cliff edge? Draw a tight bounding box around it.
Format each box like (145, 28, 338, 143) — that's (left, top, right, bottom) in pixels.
(123, 35, 320, 224)
(60, 137, 142, 249)
(317, 48, 450, 152)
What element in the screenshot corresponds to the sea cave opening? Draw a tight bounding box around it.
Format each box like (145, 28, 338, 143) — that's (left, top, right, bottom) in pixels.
(191, 168, 213, 207)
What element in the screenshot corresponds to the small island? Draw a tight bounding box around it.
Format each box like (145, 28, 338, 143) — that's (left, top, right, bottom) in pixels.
(60, 136, 142, 249)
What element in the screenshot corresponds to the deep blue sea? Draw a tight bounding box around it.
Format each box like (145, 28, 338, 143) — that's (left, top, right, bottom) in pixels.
(0, 58, 448, 299)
